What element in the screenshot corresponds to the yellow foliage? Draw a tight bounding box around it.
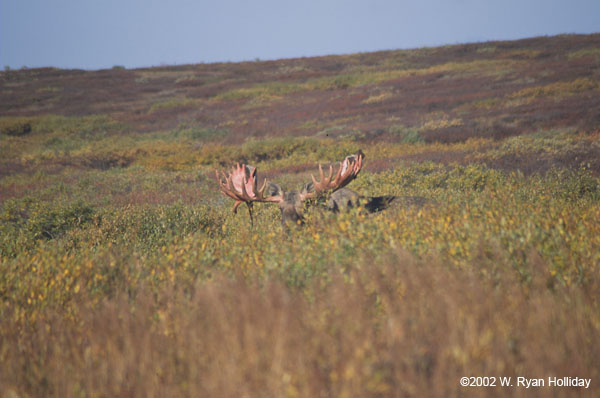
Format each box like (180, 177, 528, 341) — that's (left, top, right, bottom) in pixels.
(508, 78, 599, 100)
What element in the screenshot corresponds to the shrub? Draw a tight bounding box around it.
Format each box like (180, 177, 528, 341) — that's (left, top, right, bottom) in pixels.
(388, 125, 424, 144)
(168, 125, 228, 141)
(0, 118, 32, 136)
(547, 167, 600, 202)
(0, 199, 95, 257)
(91, 203, 225, 253)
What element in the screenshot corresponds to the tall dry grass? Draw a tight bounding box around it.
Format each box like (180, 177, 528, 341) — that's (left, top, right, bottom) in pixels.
(2, 249, 598, 397)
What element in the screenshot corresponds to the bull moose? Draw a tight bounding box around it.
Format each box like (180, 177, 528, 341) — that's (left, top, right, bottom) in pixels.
(216, 150, 421, 227)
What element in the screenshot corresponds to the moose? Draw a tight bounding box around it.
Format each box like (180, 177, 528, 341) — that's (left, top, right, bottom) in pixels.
(216, 150, 405, 227)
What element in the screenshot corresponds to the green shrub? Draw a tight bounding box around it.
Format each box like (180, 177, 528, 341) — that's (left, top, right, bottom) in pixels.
(168, 126, 228, 141)
(389, 125, 424, 144)
(92, 203, 225, 253)
(33, 114, 125, 137)
(0, 199, 95, 257)
(0, 118, 32, 136)
(547, 167, 600, 202)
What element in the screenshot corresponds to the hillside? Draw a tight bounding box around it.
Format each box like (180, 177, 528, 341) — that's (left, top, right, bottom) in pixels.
(2, 34, 600, 178)
(1, 34, 600, 397)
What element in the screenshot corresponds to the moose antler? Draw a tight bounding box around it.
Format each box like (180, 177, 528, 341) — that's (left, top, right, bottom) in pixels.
(305, 150, 365, 199)
(216, 163, 282, 226)
(217, 150, 365, 228)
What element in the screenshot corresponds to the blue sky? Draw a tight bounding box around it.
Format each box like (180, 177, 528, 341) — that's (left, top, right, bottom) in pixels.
(2, 0, 599, 70)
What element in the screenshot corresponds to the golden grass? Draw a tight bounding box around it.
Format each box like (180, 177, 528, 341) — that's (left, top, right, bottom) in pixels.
(2, 249, 598, 397)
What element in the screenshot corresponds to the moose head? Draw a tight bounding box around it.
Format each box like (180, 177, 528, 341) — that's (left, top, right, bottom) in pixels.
(216, 150, 365, 227)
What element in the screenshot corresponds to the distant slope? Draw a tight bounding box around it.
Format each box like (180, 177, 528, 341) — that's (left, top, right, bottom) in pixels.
(1, 34, 599, 145)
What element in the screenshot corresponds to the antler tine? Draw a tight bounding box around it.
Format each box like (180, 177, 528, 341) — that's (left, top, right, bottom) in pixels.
(257, 176, 268, 197)
(216, 162, 284, 227)
(308, 150, 365, 197)
(356, 153, 364, 173)
(311, 164, 322, 187)
(311, 163, 335, 191)
(225, 176, 242, 201)
(246, 166, 270, 200)
(240, 173, 251, 200)
(311, 170, 319, 187)
(217, 162, 280, 204)
(334, 161, 345, 182)
(240, 170, 260, 202)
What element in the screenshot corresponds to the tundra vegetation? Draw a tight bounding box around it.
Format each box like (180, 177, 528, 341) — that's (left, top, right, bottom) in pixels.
(1, 34, 600, 397)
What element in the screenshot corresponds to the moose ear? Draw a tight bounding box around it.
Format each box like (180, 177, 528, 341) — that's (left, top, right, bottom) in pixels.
(298, 182, 316, 202)
(266, 182, 284, 198)
(301, 181, 315, 195)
